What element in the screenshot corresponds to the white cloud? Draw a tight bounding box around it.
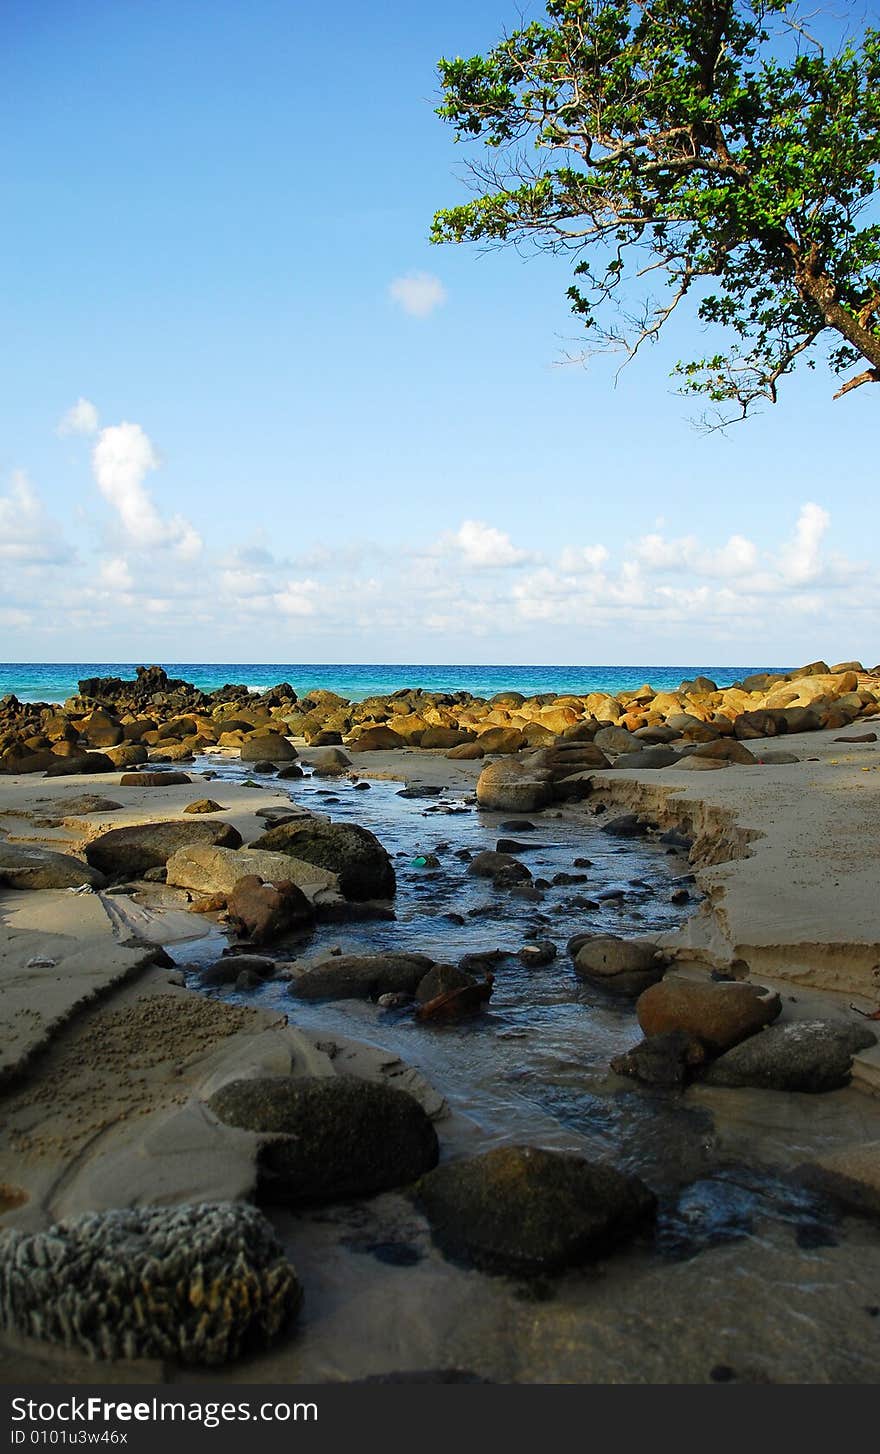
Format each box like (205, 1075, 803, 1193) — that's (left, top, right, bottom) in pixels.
(388, 272, 447, 318)
(777, 502, 830, 584)
(448, 519, 531, 569)
(57, 397, 100, 437)
(634, 530, 758, 578)
(274, 579, 320, 616)
(91, 421, 202, 557)
(99, 556, 134, 592)
(559, 543, 609, 573)
(0, 471, 70, 564)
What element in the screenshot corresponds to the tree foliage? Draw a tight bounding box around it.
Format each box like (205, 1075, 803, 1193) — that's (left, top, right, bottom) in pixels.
(431, 1, 880, 421)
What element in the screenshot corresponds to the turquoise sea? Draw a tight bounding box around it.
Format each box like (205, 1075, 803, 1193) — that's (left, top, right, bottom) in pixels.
(0, 662, 787, 706)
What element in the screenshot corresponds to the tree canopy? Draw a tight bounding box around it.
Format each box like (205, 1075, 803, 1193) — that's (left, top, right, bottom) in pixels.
(431, 0, 880, 422)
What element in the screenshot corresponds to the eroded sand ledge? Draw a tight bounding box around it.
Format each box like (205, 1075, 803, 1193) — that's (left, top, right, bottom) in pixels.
(580, 725, 880, 999)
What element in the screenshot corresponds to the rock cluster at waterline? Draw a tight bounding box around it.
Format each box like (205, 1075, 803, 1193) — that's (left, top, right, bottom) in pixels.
(2, 660, 879, 776)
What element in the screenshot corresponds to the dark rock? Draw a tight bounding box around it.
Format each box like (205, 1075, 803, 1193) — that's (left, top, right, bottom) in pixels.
(85, 820, 242, 877)
(226, 875, 315, 945)
(199, 953, 277, 987)
(44, 753, 115, 776)
(119, 771, 192, 786)
(611, 1031, 706, 1087)
(183, 798, 225, 814)
(611, 747, 681, 771)
(251, 818, 395, 900)
(703, 1020, 877, 1091)
(0, 841, 106, 891)
(208, 1075, 438, 1203)
(415, 963, 475, 1004)
(601, 813, 650, 838)
(468, 850, 531, 883)
(519, 941, 557, 967)
(414, 1145, 655, 1275)
(573, 935, 666, 996)
(289, 952, 433, 1000)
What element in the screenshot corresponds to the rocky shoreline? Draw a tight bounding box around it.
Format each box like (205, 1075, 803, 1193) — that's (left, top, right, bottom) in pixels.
(1, 664, 880, 1382)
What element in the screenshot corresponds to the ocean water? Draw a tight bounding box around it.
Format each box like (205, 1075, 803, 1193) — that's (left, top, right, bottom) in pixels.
(0, 662, 787, 706)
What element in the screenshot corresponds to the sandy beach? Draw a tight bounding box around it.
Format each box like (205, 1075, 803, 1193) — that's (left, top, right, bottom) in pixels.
(2, 669, 880, 1382)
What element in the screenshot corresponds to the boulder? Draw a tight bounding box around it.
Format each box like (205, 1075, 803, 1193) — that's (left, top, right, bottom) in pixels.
(347, 726, 407, 751)
(573, 936, 666, 997)
(103, 744, 149, 768)
(0, 1202, 300, 1364)
(239, 733, 297, 762)
(288, 953, 434, 1000)
(165, 842, 338, 903)
(250, 819, 395, 900)
(446, 742, 485, 760)
(80, 709, 124, 748)
(475, 758, 553, 812)
(611, 1032, 706, 1087)
(702, 1020, 876, 1091)
(420, 727, 474, 749)
(226, 875, 315, 944)
(84, 820, 242, 878)
(601, 813, 650, 838)
(183, 798, 225, 814)
(611, 747, 681, 771)
(119, 771, 192, 786)
(0, 841, 106, 891)
(637, 979, 782, 1053)
(207, 1075, 438, 1203)
(415, 963, 475, 1004)
(199, 953, 276, 986)
(44, 753, 115, 776)
(414, 1145, 655, 1276)
(690, 738, 757, 765)
(308, 747, 352, 776)
(467, 850, 531, 883)
(58, 794, 123, 815)
(475, 727, 528, 754)
(593, 725, 642, 754)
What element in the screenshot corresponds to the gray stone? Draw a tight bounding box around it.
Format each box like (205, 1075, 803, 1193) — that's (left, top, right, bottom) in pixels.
(85, 820, 242, 878)
(208, 1075, 438, 1203)
(573, 935, 665, 996)
(703, 1019, 877, 1091)
(414, 1145, 655, 1276)
(251, 819, 395, 900)
(0, 841, 106, 891)
(610, 1031, 706, 1087)
(288, 952, 434, 1000)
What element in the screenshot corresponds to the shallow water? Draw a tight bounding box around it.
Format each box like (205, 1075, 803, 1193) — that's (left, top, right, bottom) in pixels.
(176, 757, 880, 1263)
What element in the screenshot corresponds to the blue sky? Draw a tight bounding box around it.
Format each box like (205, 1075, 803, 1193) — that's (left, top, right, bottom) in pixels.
(0, 0, 877, 666)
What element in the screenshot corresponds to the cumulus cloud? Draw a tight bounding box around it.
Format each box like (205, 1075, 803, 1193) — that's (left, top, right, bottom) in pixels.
(777, 502, 830, 585)
(98, 556, 134, 593)
(388, 272, 447, 318)
(91, 421, 202, 557)
(57, 397, 100, 437)
(445, 519, 531, 569)
(559, 544, 609, 573)
(0, 470, 71, 564)
(274, 579, 320, 616)
(634, 530, 758, 578)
